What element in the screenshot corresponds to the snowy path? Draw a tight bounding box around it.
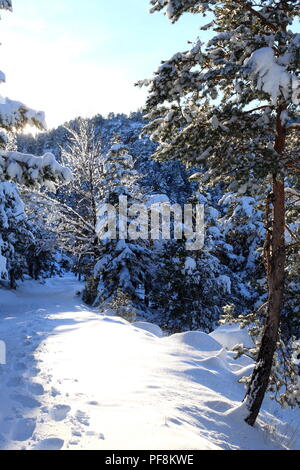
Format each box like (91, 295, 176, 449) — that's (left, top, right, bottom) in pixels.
(0, 276, 299, 450)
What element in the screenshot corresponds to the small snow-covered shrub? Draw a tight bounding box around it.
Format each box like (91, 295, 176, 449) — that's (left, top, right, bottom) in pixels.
(107, 290, 137, 323)
(82, 276, 99, 305)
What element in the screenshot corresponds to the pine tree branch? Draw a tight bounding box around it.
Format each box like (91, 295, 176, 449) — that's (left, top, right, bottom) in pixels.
(233, 0, 277, 33)
(29, 191, 95, 233)
(285, 224, 300, 242)
(244, 105, 273, 114)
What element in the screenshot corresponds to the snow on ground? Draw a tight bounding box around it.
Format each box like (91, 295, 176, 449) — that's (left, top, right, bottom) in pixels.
(0, 275, 299, 450)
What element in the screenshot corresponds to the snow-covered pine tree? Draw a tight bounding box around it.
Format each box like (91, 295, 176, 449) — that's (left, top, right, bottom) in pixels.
(84, 136, 153, 314)
(40, 118, 103, 278)
(150, 188, 244, 333)
(284, 185, 300, 339)
(20, 190, 63, 280)
(0, 183, 34, 287)
(150, 240, 223, 332)
(217, 187, 266, 309)
(140, 0, 300, 425)
(0, 0, 71, 286)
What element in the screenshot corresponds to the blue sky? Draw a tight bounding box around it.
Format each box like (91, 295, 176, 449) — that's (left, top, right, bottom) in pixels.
(0, 0, 210, 129)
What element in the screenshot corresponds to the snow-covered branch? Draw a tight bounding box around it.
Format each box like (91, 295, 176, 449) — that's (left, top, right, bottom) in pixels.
(0, 151, 72, 187)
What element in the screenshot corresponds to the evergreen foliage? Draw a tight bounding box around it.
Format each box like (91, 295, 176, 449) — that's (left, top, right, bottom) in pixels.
(140, 0, 300, 425)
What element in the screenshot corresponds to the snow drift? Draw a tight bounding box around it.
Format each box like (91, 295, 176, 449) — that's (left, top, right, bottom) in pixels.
(0, 276, 299, 450)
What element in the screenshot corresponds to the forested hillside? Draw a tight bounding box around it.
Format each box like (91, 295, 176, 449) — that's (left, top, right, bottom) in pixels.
(15, 113, 268, 334)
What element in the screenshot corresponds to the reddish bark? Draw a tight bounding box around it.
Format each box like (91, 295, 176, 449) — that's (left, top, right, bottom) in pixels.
(244, 107, 286, 426)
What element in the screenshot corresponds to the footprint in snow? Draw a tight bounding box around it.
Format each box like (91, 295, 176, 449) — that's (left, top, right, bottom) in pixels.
(204, 400, 233, 413)
(0, 417, 14, 435)
(50, 404, 71, 422)
(6, 376, 24, 387)
(11, 418, 36, 441)
(33, 438, 64, 450)
(10, 393, 41, 409)
(16, 352, 26, 359)
(50, 387, 61, 397)
(85, 430, 97, 436)
(28, 383, 44, 396)
(87, 400, 99, 406)
(27, 367, 41, 377)
(69, 439, 79, 446)
(75, 410, 90, 426)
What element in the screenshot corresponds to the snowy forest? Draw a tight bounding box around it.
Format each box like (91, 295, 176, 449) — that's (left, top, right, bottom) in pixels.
(0, 0, 300, 452)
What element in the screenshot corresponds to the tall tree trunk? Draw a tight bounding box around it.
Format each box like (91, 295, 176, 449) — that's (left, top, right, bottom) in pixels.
(244, 108, 286, 426)
(77, 255, 82, 281)
(9, 269, 17, 289)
